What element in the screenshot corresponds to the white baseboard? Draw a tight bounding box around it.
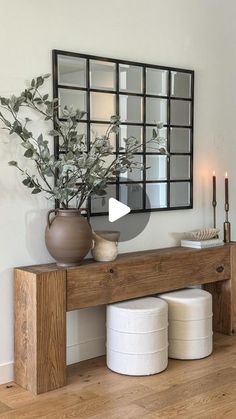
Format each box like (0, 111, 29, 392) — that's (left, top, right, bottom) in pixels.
(67, 336, 106, 365)
(0, 362, 14, 385)
(0, 337, 106, 385)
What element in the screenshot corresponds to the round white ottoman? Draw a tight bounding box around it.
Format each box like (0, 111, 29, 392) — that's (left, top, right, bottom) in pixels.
(158, 289, 213, 360)
(106, 297, 168, 376)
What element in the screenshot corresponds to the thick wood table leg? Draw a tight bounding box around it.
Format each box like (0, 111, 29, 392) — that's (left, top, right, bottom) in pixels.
(204, 279, 232, 335)
(204, 245, 236, 335)
(14, 268, 66, 395)
(230, 244, 236, 334)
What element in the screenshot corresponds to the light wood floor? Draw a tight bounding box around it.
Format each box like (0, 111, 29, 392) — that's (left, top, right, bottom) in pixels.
(1, 333, 236, 418)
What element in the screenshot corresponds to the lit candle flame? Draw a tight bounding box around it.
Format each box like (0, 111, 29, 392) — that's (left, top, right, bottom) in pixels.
(225, 172, 228, 178)
(213, 170, 216, 176)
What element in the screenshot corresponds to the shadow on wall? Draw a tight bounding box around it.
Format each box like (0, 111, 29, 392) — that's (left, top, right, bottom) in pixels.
(0, 268, 14, 365)
(24, 209, 53, 263)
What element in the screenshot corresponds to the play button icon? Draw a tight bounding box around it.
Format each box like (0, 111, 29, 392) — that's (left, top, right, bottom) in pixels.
(109, 198, 131, 222)
(90, 176, 151, 242)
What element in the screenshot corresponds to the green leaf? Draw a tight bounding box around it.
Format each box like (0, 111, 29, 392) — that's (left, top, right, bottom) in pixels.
(31, 188, 41, 194)
(3, 119, 11, 128)
(110, 115, 120, 123)
(38, 134, 43, 142)
(10, 120, 22, 135)
(24, 149, 34, 158)
(22, 178, 35, 188)
(21, 141, 32, 149)
(110, 125, 119, 134)
(22, 128, 32, 139)
(8, 160, 18, 166)
(34, 98, 43, 104)
(156, 122, 164, 129)
(94, 189, 107, 196)
(152, 129, 157, 139)
(48, 129, 60, 136)
(0, 97, 9, 106)
(36, 76, 44, 87)
(77, 110, 87, 119)
(159, 147, 167, 154)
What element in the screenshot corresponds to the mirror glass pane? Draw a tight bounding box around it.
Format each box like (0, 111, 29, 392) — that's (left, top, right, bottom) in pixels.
(146, 68, 168, 96)
(119, 64, 142, 93)
(146, 183, 167, 208)
(91, 123, 116, 148)
(58, 55, 86, 87)
(54, 52, 194, 213)
(120, 155, 143, 182)
(170, 182, 190, 207)
(119, 183, 143, 210)
(170, 128, 191, 153)
(90, 60, 116, 91)
(119, 95, 143, 123)
(90, 92, 115, 121)
(102, 154, 116, 169)
(146, 126, 167, 152)
(171, 71, 191, 98)
(91, 184, 116, 213)
(171, 100, 191, 126)
(146, 98, 167, 124)
(119, 125, 143, 149)
(170, 155, 190, 180)
(146, 155, 167, 181)
(59, 89, 86, 118)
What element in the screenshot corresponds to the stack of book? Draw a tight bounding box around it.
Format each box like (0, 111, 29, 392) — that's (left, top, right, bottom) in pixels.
(181, 238, 224, 249)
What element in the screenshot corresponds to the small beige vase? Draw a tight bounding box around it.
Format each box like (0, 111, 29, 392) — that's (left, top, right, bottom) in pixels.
(92, 230, 120, 262)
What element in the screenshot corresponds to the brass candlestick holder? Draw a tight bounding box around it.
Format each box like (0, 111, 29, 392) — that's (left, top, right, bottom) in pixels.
(224, 203, 231, 243)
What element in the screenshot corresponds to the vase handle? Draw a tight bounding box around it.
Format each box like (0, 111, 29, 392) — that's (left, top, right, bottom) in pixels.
(47, 209, 58, 228)
(79, 208, 91, 224)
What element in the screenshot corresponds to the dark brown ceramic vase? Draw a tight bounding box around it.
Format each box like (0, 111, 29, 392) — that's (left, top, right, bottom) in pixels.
(45, 209, 93, 267)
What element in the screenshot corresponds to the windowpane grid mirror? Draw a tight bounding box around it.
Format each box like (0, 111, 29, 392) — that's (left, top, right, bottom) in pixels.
(53, 50, 194, 215)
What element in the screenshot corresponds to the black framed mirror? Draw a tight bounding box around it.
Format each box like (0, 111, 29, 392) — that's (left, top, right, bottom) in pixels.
(52, 50, 194, 216)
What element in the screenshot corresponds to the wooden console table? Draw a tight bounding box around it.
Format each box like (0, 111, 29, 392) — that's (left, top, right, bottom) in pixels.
(14, 243, 236, 395)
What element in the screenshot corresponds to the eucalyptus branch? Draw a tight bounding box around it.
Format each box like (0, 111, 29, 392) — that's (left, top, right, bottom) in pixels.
(0, 74, 167, 208)
(35, 161, 53, 191)
(10, 163, 54, 195)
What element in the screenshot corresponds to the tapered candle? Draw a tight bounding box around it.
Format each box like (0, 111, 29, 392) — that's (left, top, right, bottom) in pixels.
(213, 170, 216, 203)
(225, 172, 229, 206)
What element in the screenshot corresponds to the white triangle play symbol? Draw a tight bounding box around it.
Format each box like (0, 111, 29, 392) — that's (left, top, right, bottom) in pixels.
(109, 198, 131, 222)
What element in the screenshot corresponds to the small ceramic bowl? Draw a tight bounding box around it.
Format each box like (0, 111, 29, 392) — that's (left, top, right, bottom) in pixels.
(186, 228, 220, 241)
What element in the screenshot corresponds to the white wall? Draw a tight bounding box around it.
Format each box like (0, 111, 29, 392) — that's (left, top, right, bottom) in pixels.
(1, 0, 236, 384)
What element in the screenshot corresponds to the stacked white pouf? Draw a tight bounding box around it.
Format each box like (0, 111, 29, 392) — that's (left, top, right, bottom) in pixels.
(106, 297, 168, 375)
(158, 289, 213, 360)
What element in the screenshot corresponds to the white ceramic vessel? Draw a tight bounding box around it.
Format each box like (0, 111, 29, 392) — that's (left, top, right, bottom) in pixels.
(92, 230, 120, 262)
